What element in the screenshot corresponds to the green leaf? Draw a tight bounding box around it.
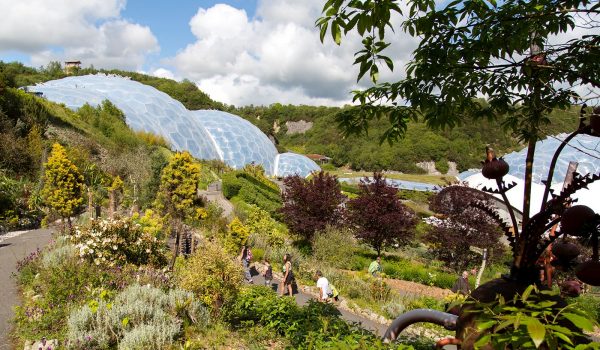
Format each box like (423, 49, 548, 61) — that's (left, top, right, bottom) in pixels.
(332, 23, 342, 45)
(477, 320, 496, 331)
(563, 313, 595, 332)
(357, 61, 372, 82)
(495, 319, 514, 332)
(552, 331, 573, 345)
(521, 284, 534, 303)
(474, 334, 492, 348)
(526, 317, 545, 348)
(320, 22, 329, 42)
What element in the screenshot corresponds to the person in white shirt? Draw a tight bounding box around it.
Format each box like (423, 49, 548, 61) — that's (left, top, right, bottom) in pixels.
(315, 270, 332, 302)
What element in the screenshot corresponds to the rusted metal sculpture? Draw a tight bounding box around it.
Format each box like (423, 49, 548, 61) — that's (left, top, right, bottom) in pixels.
(384, 106, 600, 347)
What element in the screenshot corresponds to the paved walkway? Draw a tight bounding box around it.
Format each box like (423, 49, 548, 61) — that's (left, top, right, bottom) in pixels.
(247, 266, 389, 337)
(0, 229, 54, 350)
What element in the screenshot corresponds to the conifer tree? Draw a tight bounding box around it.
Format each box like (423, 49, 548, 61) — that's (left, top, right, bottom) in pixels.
(155, 151, 201, 267)
(226, 217, 250, 254)
(41, 143, 84, 229)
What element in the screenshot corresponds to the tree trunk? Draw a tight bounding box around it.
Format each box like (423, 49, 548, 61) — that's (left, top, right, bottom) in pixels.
(88, 187, 94, 218)
(514, 134, 537, 271)
(170, 221, 181, 270)
(522, 138, 536, 226)
(108, 190, 115, 219)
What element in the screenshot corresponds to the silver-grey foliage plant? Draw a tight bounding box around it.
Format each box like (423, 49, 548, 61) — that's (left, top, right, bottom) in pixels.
(67, 284, 209, 349)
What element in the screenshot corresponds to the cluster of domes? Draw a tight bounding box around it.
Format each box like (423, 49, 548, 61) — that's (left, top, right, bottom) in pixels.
(29, 74, 320, 177)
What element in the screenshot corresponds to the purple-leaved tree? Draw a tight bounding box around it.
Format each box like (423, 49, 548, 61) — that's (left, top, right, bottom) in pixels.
(425, 185, 505, 272)
(347, 172, 417, 256)
(279, 171, 345, 242)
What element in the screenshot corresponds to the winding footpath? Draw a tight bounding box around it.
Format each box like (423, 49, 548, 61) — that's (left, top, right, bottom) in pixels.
(0, 229, 54, 350)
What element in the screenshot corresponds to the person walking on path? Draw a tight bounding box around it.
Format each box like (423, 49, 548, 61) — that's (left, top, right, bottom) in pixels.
(263, 258, 273, 287)
(451, 270, 471, 295)
(368, 256, 382, 277)
(315, 270, 333, 302)
(281, 253, 294, 296)
(239, 244, 253, 283)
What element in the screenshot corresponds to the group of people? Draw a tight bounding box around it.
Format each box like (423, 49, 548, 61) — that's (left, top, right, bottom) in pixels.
(238, 245, 295, 296)
(238, 244, 341, 301)
(239, 250, 480, 304)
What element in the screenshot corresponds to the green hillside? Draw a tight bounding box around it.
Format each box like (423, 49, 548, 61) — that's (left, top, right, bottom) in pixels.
(231, 104, 579, 173)
(0, 62, 176, 231)
(1, 60, 581, 178)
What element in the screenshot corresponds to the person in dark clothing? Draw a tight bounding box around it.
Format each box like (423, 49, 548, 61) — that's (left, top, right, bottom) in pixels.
(451, 271, 471, 295)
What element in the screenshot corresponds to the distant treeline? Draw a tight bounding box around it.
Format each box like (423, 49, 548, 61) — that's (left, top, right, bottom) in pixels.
(231, 104, 579, 173)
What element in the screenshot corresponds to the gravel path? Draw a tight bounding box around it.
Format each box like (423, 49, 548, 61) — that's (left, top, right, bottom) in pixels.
(0, 229, 54, 350)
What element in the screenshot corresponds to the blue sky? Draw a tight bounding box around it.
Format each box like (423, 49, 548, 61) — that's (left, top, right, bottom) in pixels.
(0, 0, 408, 106)
(121, 0, 257, 59)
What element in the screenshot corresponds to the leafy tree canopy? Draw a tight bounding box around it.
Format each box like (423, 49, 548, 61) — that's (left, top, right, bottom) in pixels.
(319, 0, 600, 226)
(318, 0, 599, 143)
(425, 185, 505, 272)
(155, 151, 201, 221)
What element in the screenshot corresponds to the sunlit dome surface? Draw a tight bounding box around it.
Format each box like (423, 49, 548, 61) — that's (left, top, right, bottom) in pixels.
(190, 110, 278, 174)
(29, 74, 320, 177)
(502, 134, 600, 184)
(459, 134, 600, 214)
(29, 74, 219, 160)
(275, 153, 321, 178)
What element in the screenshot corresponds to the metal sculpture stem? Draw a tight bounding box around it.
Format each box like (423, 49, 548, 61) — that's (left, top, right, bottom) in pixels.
(383, 309, 458, 342)
(540, 128, 582, 212)
(496, 178, 520, 240)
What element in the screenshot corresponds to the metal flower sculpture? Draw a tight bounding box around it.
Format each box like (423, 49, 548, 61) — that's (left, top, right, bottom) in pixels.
(384, 106, 600, 347)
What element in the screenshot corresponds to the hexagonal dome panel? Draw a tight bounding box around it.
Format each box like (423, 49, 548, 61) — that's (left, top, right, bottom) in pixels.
(28, 74, 320, 177)
(191, 110, 279, 175)
(503, 134, 600, 184)
(29, 74, 220, 160)
(275, 153, 321, 178)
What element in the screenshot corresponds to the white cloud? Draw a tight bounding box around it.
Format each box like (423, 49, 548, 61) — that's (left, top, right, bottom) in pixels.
(197, 73, 353, 107)
(169, 1, 417, 106)
(151, 68, 178, 81)
(0, 0, 158, 71)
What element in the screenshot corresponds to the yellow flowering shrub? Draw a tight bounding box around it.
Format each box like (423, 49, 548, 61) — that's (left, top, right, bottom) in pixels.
(176, 241, 243, 313)
(225, 217, 249, 254)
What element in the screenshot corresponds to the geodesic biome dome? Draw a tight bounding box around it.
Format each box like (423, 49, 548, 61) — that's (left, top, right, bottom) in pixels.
(502, 134, 600, 184)
(29, 74, 320, 177)
(190, 110, 279, 174)
(274, 153, 321, 178)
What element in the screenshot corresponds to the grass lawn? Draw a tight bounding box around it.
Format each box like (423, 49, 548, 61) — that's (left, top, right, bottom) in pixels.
(325, 170, 457, 186)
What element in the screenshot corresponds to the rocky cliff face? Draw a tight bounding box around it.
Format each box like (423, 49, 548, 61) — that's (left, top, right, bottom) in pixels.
(416, 161, 441, 175)
(416, 161, 458, 175)
(285, 120, 313, 134)
(447, 162, 458, 176)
